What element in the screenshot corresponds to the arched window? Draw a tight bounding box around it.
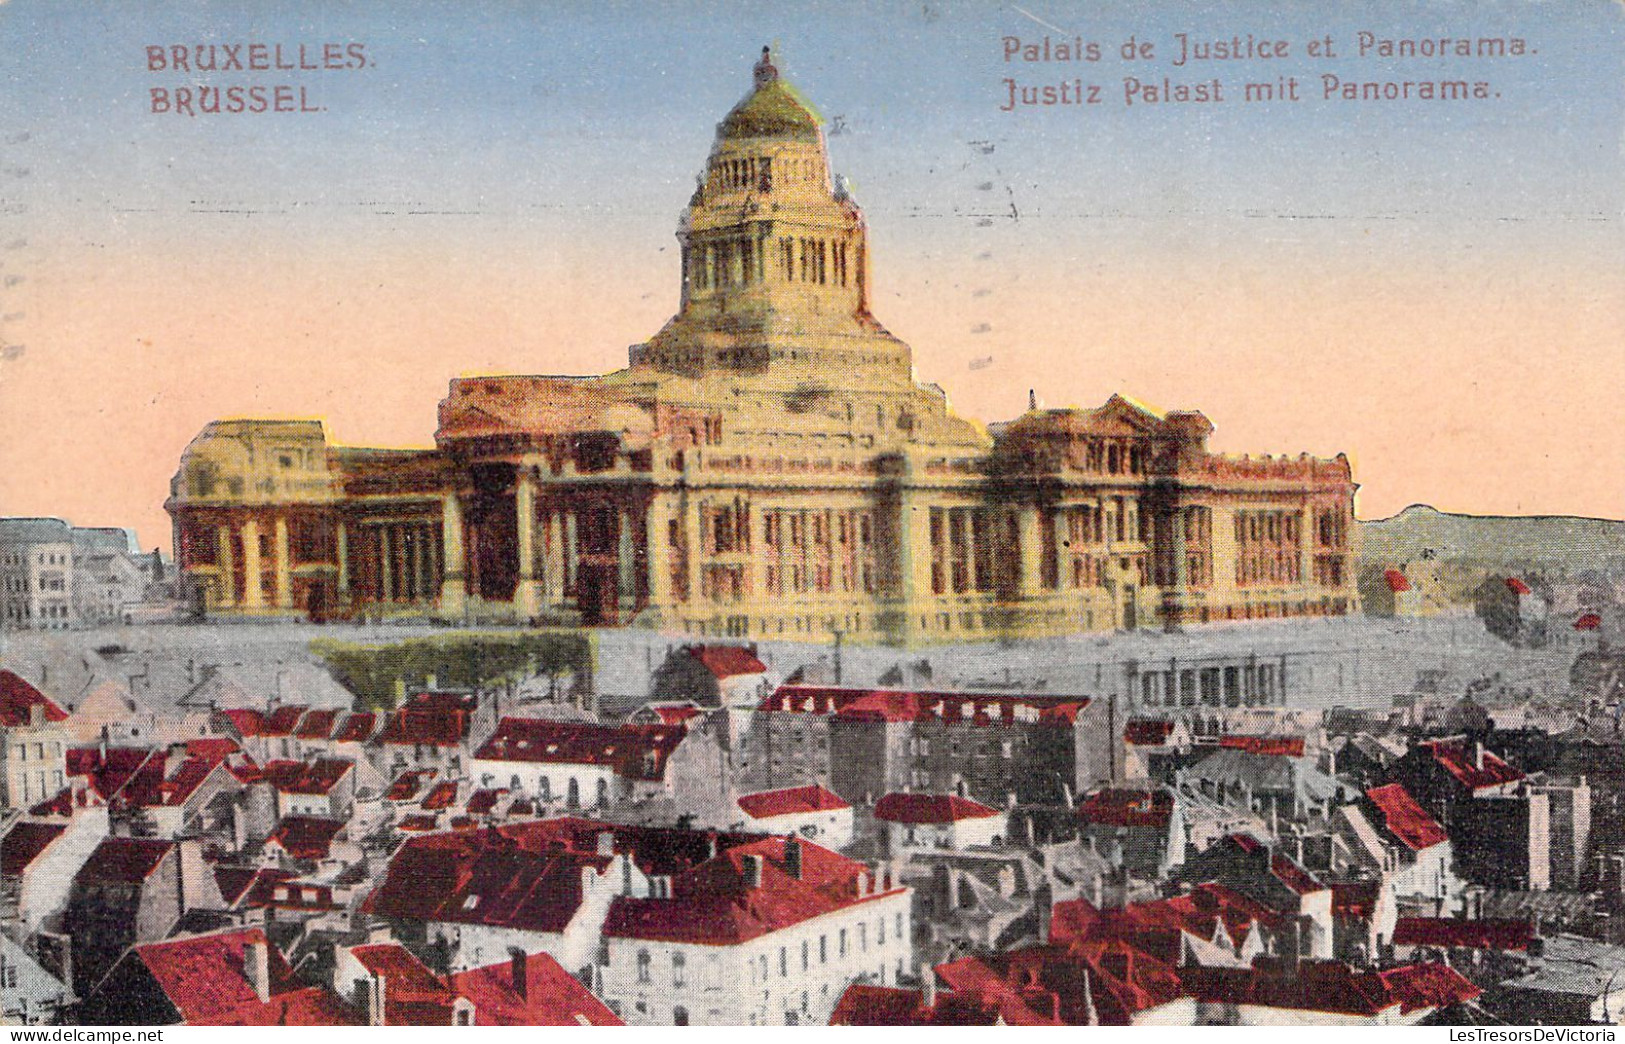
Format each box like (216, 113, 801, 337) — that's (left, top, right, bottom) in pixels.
(672, 952, 686, 987)
(596, 778, 610, 807)
(636, 950, 651, 984)
(673, 1007, 689, 1026)
(539, 776, 551, 802)
(567, 777, 580, 808)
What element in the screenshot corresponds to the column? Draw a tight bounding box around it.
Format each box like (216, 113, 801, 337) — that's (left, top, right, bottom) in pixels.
(1017, 505, 1043, 598)
(645, 494, 672, 608)
(240, 518, 264, 609)
(216, 523, 236, 606)
(1162, 500, 1188, 633)
(680, 495, 701, 604)
(617, 506, 636, 604)
(514, 471, 541, 617)
(379, 525, 394, 603)
(273, 515, 292, 609)
(544, 506, 564, 606)
(412, 524, 429, 602)
(1299, 507, 1313, 591)
(439, 492, 466, 614)
(564, 508, 579, 596)
(336, 520, 350, 599)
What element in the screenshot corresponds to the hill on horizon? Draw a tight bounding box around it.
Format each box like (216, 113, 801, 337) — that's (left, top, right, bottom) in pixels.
(1359, 504, 1625, 573)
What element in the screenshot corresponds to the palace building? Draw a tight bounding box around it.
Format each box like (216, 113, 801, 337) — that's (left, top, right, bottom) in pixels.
(166, 48, 1357, 644)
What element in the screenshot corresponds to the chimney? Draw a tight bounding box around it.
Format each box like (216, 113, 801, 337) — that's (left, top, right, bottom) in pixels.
(596, 831, 615, 857)
(508, 948, 528, 1000)
(368, 970, 386, 1027)
(245, 937, 271, 1003)
(1474, 742, 1486, 771)
(920, 964, 937, 1008)
(743, 853, 764, 889)
(784, 837, 803, 880)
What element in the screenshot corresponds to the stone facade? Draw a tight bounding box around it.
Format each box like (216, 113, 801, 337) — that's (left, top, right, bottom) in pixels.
(167, 51, 1357, 645)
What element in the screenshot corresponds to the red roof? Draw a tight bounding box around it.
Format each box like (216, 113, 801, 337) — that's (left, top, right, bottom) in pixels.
(760, 685, 1089, 728)
(737, 784, 850, 819)
(874, 792, 999, 824)
(294, 709, 339, 741)
(1219, 735, 1305, 757)
(689, 644, 767, 679)
(1, 822, 66, 876)
(259, 758, 352, 795)
(1052, 885, 1283, 955)
(1331, 881, 1381, 921)
(386, 769, 437, 802)
(1183, 960, 1476, 1018)
(1575, 613, 1602, 631)
(1384, 569, 1412, 593)
(405, 690, 480, 714)
(1378, 963, 1483, 1015)
(76, 837, 174, 884)
(268, 816, 346, 860)
(642, 702, 702, 726)
(1392, 917, 1533, 952)
(830, 982, 1019, 1026)
(1366, 783, 1449, 851)
(214, 866, 294, 907)
(1505, 577, 1531, 595)
(398, 815, 440, 832)
(1123, 719, 1175, 746)
(332, 712, 377, 743)
(1420, 739, 1525, 791)
(261, 705, 310, 737)
(451, 950, 624, 1026)
(420, 781, 459, 811)
(1078, 788, 1173, 828)
(989, 940, 1185, 1024)
(348, 944, 456, 1025)
(377, 708, 468, 747)
(136, 927, 362, 1026)
(0, 670, 68, 726)
(603, 835, 901, 945)
(474, 718, 685, 781)
(217, 708, 265, 737)
(466, 788, 507, 815)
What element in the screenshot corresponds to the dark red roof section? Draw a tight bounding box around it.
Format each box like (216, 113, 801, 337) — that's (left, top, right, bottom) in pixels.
(1575, 612, 1602, 631)
(474, 718, 685, 781)
(603, 835, 901, 945)
(0, 670, 69, 726)
(874, 792, 1000, 824)
(386, 769, 437, 801)
(689, 644, 767, 679)
(378, 708, 468, 747)
(1331, 881, 1380, 921)
(1077, 788, 1173, 828)
(420, 781, 459, 811)
(1219, 735, 1306, 757)
(1392, 917, 1534, 952)
(830, 983, 1012, 1026)
(405, 690, 479, 715)
(1384, 569, 1411, 593)
(260, 758, 352, 795)
(269, 816, 346, 860)
(76, 837, 174, 884)
(348, 944, 455, 1025)
(332, 712, 377, 743)
(1183, 959, 1476, 1018)
(1366, 783, 1449, 850)
(466, 788, 507, 815)
(217, 708, 265, 738)
(760, 684, 1089, 728)
(1420, 739, 1525, 791)
(1, 822, 66, 876)
(737, 784, 850, 818)
(1506, 577, 1531, 595)
(261, 705, 310, 737)
(1123, 719, 1175, 746)
(295, 709, 339, 741)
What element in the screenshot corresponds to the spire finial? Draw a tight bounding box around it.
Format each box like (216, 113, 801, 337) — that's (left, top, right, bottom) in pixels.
(753, 45, 778, 88)
(1029, 389, 1037, 411)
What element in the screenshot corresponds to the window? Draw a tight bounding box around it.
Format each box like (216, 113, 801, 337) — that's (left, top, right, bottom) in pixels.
(673, 952, 686, 987)
(674, 1007, 689, 1026)
(839, 928, 847, 957)
(801, 940, 809, 972)
(637, 950, 651, 984)
(819, 935, 827, 963)
(779, 946, 787, 976)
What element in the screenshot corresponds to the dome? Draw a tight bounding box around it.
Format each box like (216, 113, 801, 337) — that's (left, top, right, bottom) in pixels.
(717, 47, 823, 143)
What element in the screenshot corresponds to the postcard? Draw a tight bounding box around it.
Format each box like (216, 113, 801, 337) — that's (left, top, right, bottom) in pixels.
(0, 0, 1622, 1030)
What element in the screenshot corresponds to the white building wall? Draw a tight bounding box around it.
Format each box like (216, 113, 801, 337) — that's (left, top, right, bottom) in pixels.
(600, 889, 912, 1026)
(20, 806, 109, 929)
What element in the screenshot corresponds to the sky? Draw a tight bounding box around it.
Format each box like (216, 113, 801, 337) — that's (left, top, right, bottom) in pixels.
(0, 0, 1621, 553)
